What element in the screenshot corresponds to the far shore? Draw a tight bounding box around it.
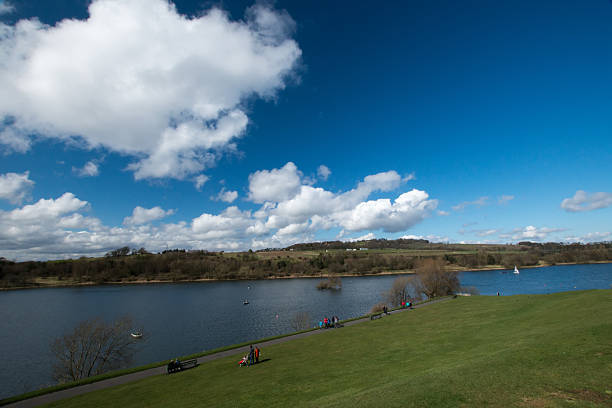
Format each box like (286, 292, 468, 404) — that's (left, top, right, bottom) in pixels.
(2, 260, 611, 292)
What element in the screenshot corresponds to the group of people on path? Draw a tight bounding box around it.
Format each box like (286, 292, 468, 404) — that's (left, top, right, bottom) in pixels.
(319, 315, 340, 329)
(239, 344, 261, 367)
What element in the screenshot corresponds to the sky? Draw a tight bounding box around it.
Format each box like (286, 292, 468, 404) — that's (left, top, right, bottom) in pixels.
(1, 0, 611, 261)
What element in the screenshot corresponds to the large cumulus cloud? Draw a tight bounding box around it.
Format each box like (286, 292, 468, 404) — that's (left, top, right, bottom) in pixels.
(0, 0, 301, 179)
(0, 163, 441, 260)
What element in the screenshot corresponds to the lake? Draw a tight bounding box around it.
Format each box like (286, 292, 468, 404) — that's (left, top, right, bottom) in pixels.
(0, 263, 610, 399)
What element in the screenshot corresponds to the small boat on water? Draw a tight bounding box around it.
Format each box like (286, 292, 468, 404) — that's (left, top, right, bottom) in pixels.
(513, 265, 520, 274)
(243, 299, 249, 305)
(131, 332, 143, 339)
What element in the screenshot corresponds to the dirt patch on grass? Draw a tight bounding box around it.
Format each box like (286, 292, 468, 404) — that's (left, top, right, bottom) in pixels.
(567, 389, 612, 405)
(520, 396, 554, 407)
(521, 389, 612, 407)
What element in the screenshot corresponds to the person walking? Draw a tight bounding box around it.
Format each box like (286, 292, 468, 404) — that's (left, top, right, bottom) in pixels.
(255, 346, 260, 363)
(248, 345, 254, 366)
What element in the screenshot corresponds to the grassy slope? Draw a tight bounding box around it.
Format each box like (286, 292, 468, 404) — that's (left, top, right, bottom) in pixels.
(47, 290, 612, 408)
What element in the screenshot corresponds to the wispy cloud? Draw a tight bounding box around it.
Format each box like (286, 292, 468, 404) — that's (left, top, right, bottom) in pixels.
(561, 190, 612, 212)
(403, 172, 416, 182)
(72, 161, 100, 177)
(499, 225, 566, 241)
(213, 188, 238, 203)
(0, 1, 15, 15)
(194, 175, 209, 191)
(564, 232, 611, 243)
(475, 229, 498, 237)
(452, 196, 488, 211)
(498, 195, 514, 205)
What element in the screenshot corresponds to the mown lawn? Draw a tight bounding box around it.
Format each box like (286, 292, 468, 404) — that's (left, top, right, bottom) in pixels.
(47, 290, 612, 407)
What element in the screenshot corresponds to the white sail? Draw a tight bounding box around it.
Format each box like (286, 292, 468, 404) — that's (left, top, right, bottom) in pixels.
(513, 265, 520, 274)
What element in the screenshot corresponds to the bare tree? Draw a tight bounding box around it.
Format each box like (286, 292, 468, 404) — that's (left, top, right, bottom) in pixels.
(291, 311, 312, 331)
(385, 275, 421, 307)
(416, 258, 460, 298)
(316, 276, 342, 290)
(51, 316, 138, 382)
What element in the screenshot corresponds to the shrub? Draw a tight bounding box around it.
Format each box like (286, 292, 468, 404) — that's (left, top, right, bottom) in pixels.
(370, 302, 386, 314)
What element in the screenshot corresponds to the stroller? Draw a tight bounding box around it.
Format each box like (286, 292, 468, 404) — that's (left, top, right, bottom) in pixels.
(238, 355, 249, 367)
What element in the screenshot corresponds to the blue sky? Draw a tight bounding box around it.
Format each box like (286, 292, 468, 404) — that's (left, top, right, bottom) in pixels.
(1, 0, 611, 260)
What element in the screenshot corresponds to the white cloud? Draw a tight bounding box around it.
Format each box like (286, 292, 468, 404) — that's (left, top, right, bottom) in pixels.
(336, 189, 438, 233)
(0, 171, 34, 204)
(0, 0, 301, 179)
(194, 174, 209, 191)
(343, 232, 375, 242)
(400, 234, 449, 243)
(248, 162, 302, 203)
(72, 161, 99, 177)
(214, 188, 238, 203)
(317, 165, 331, 181)
(276, 221, 310, 236)
(191, 206, 254, 239)
(561, 190, 612, 212)
(403, 172, 416, 182)
(6, 193, 87, 221)
(0, 164, 440, 260)
(264, 169, 405, 229)
(498, 195, 514, 205)
(564, 232, 611, 243)
(123, 206, 174, 225)
(437, 210, 450, 216)
(0, 1, 14, 15)
(499, 225, 566, 241)
(475, 229, 498, 237)
(452, 196, 488, 211)
(356, 171, 403, 194)
(0, 127, 31, 153)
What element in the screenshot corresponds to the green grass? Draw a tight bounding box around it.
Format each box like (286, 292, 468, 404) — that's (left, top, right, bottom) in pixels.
(41, 290, 612, 407)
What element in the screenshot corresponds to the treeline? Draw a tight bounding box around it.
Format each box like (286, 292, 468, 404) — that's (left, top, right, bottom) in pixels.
(1, 240, 611, 289)
(0, 250, 419, 288)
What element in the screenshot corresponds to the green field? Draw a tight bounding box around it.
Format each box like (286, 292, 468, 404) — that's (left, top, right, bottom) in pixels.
(41, 290, 611, 408)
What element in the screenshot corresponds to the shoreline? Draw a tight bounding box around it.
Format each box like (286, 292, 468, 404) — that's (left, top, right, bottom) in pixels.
(2, 260, 611, 292)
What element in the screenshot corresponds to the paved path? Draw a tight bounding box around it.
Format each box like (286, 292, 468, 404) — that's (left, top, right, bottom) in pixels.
(7, 297, 452, 407)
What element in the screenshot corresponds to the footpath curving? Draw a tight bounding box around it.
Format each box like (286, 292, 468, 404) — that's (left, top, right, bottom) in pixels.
(6, 297, 452, 408)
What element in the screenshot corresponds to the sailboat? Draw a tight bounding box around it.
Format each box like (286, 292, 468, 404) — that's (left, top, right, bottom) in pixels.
(513, 265, 520, 274)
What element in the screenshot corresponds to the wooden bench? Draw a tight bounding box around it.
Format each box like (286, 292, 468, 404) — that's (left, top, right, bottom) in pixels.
(167, 358, 197, 374)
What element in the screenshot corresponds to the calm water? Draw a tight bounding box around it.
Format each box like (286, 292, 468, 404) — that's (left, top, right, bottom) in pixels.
(0, 263, 610, 399)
